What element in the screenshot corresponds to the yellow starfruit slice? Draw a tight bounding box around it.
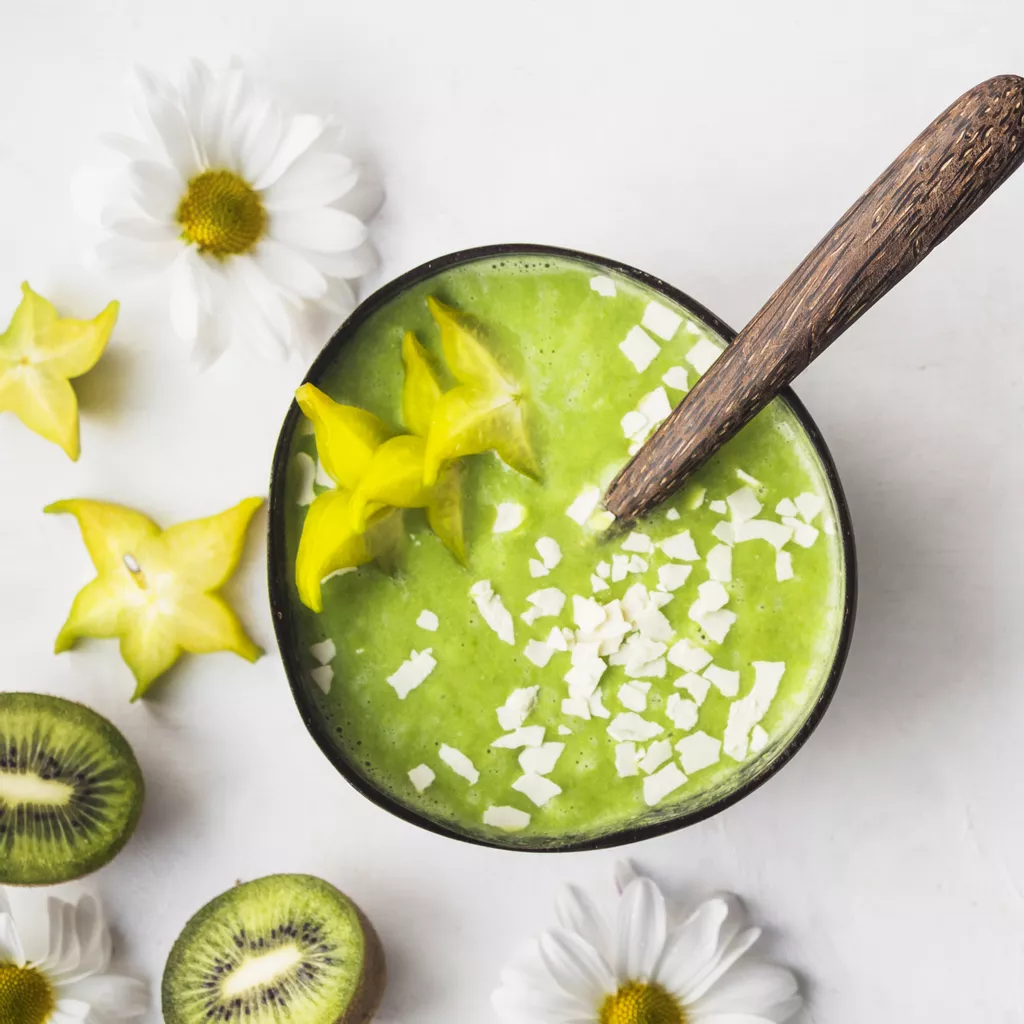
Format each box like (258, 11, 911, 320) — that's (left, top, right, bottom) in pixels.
(295, 383, 391, 490)
(47, 497, 263, 701)
(426, 296, 513, 392)
(427, 461, 466, 563)
(0, 283, 118, 460)
(401, 330, 442, 437)
(295, 488, 372, 612)
(349, 435, 432, 532)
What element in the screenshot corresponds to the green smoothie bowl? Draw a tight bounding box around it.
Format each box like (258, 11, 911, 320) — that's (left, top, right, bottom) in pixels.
(267, 244, 856, 852)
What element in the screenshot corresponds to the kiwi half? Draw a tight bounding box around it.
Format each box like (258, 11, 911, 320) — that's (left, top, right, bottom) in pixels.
(0, 691, 144, 885)
(162, 874, 387, 1024)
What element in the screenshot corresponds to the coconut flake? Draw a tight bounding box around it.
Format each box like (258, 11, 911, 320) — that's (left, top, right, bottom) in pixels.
(483, 805, 530, 830)
(311, 665, 333, 694)
(622, 531, 655, 554)
(706, 544, 733, 583)
(416, 610, 439, 632)
(661, 530, 699, 561)
(795, 492, 825, 522)
(309, 638, 336, 665)
(697, 580, 729, 611)
(675, 672, 711, 705)
(294, 452, 317, 506)
(513, 773, 562, 807)
(493, 502, 527, 533)
(567, 486, 602, 525)
(624, 555, 647, 575)
(776, 551, 794, 582)
(608, 712, 664, 742)
(524, 639, 555, 668)
(620, 325, 661, 372)
(558, 725, 572, 736)
(641, 300, 683, 340)
(386, 649, 436, 699)
(536, 537, 562, 569)
(665, 693, 699, 730)
(590, 274, 617, 297)
(596, 560, 612, 579)
(634, 606, 674, 643)
(618, 682, 648, 712)
(522, 587, 567, 624)
(589, 692, 611, 719)
(611, 554, 630, 582)
(643, 763, 688, 806)
(518, 742, 564, 776)
(657, 564, 691, 593)
(704, 664, 740, 697)
(637, 387, 672, 427)
(723, 661, 786, 761)
(408, 764, 435, 792)
(727, 487, 762, 522)
(639, 738, 673, 774)
(734, 519, 793, 550)
(650, 590, 673, 609)
(696, 609, 736, 644)
(668, 639, 713, 672)
(591, 574, 610, 593)
(545, 626, 569, 652)
(621, 410, 648, 440)
(315, 458, 333, 488)
(573, 596, 607, 632)
(529, 558, 550, 578)
(775, 498, 798, 518)
(439, 744, 479, 783)
(709, 500, 728, 514)
(662, 366, 689, 391)
(676, 731, 721, 773)
(497, 686, 540, 730)
(666, 508, 682, 521)
(564, 659, 606, 699)
(492, 725, 546, 749)
(711, 521, 735, 546)
(470, 580, 515, 645)
(750, 724, 770, 753)
(685, 338, 721, 375)
(561, 696, 591, 720)
(782, 516, 820, 548)
(615, 742, 640, 777)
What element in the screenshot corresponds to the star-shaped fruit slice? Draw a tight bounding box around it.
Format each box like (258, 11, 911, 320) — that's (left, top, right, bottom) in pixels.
(422, 297, 537, 485)
(47, 497, 263, 700)
(0, 283, 118, 460)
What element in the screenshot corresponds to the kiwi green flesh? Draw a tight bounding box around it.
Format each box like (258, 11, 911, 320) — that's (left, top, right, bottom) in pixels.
(162, 874, 386, 1024)
(0, 692, 144, 886)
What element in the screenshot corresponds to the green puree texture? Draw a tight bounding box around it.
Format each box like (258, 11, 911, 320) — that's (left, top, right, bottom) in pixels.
(281, 254, 847, 846)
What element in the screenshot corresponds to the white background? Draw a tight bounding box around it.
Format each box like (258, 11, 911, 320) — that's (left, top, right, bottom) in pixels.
(1, 1, 1022, 1020)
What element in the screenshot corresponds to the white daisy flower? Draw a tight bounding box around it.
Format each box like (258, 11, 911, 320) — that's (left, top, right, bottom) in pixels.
(0, 886, 147, 1023)
(492, 863, 801, 1024)
(77, 59, 378, 366)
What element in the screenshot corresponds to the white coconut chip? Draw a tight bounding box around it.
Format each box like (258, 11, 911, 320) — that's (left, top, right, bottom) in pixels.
(566, 486, 601, 525)
(775, 498, 798, 518)
(439, 744, 479, 784)
(309, 638, 336, 665)
(416, 610, 439, 632)
(621, 410, 648, 441)
(310, 665, 333, 694)
(665, 693, 699, 730)
(558, 725, 572, 736)
(641, 300, 683, 340)
(675, 672, 711, 705)
(513, 773, 562, 807)
(493, 502, 527, 533)
(469, 580, 515, 645)
(589, 574, 608, 593)
(545, 627, 569, 652)
(676, 731, 722, 774)
(627, 556, 649, 574)
(620, 325, 661, 372)
(496, 686, 540, 731)
(685, 338, 721, 375)
(703, 664, 740, 697)
(711, 521, 735, 546)
(696, 609, 737, 644)
(294, 452, 317, 506)
(776, 551, 794, 582)
(492, 725, 546, 749)
(637, 387, 672, 428)
(536, 537, 562, 569)
(661, 530, 699, 561)
(662, 366, 689, 391)
(706, 544, 733, 583)
(571, 596, 606, 632)
(723, 661, 785, 761)
(590, 274, 616, 297)
(519, 742, 565, 776)
(709, 500, 728, 514)
(596, 560, 612, 579)
(522, 587, 567, 624)
(589, 692, 611, 719)
(782, 516, 820, 548)
(634, 606, 674, 643)
(649, 590, 675, 610)
(615, 742, 640, 777)
(727, 487, 762, 522)
(750, 724, 770, 753)
(408, 764, 435, 792)
(666, 507, 682, 520)
(622, 531, 655, 554)
(733, 519, 792, 550)
(529, 558, 550, 578)
(386, 649, 436, 699)
(524, 639, 555, 668)
(314, 458, 333, 488)
(668, 639, 713, 673)
(643, 763, 688, 806)
(611, 554, 630, 582)
(795, 492, 825, 522)
(696, 580, 730, 612)
(618, 682, 648, 712)
(639, 738, 673, 774)
(608, 712, 664, 742)
(561, 696, 591, 720)
(483, 805, 531, 831)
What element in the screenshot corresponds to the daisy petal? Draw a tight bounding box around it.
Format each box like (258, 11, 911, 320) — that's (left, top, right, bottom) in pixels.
(270, 207, 368, 253)
(95, 237, 180, 278)
(300, 241, 379, 279)
(98, 132, 152, 160)
(179, 57, 213, 146)
(657, 897, 732, 1000)
(238, 99, 283, 184)
(555, 885, 612, 967)
(615, 877, 667, 983)
(52, 998, 91, 1022)
(493, 971, 591, 1023)
(201, 67, 248, 168)
(688, 960, 800, 1022)
(316, 277, 356, 317)
(264, 152, 359, 211)
(190, 311, 230, 371)
(42, 898, 82, 978)
(169, 251, 201, 342)
(70, 894, 113, 980)
(60, 974, 150, 1018)
(105, 216, 178, 242)
(254, 239, 327, 300)
(683, 927, 762, 1004)
(252, 114, 325, 190)
(221, 263, 290, 361)
(539, 927, 615, 1007)
(614, 860, 638, 894)
(0, 910, 25, 966)
(126, 160, 182, 222)
(232, 258, 295, 354)
(143, 93, 200, 179)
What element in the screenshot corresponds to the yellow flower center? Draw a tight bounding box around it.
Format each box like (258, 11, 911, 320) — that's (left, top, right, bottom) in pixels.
(0, 964, 55, 1024)
(176, 169, 266, 258)
(599, 981, 685, 1024)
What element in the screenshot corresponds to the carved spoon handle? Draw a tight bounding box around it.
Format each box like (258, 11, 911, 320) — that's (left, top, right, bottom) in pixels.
(605, 75, 1024, 523)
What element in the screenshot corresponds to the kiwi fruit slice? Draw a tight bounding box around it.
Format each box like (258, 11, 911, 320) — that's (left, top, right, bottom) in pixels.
(162, 874, 387, 1024)
(0, 691, 144, 885)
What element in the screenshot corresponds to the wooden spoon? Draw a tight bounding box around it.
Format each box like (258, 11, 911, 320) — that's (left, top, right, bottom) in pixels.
(604, 75, 1024, 524)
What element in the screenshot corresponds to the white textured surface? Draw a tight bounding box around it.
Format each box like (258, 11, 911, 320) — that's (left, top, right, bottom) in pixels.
(1, 1, 1023, 1020)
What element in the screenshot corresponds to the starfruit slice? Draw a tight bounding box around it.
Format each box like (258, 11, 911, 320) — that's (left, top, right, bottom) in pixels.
(426, 461, 466, 563)
(426, 296, 513, 392)
(295, 489, 372, 613)
(349, 435, 432, 532)
(401, 330, 442, 437)
(47, 497, 263, 700)
(0, 283, 118, 460)
(295, 383, 391, 490)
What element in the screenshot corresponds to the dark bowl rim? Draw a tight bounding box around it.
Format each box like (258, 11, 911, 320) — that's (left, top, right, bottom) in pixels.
(267, 242, 858, 853)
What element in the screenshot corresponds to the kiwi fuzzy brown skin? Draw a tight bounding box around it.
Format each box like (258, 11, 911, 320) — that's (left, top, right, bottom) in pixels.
(344, 906, 387, 1024)
(0, 691, 145, 886)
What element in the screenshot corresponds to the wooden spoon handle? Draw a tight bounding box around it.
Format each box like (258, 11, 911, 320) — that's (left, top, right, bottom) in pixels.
(605, 75, 1024, 522)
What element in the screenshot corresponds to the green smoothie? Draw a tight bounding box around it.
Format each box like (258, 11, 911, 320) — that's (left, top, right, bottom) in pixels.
(277, 253, 847, 846)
